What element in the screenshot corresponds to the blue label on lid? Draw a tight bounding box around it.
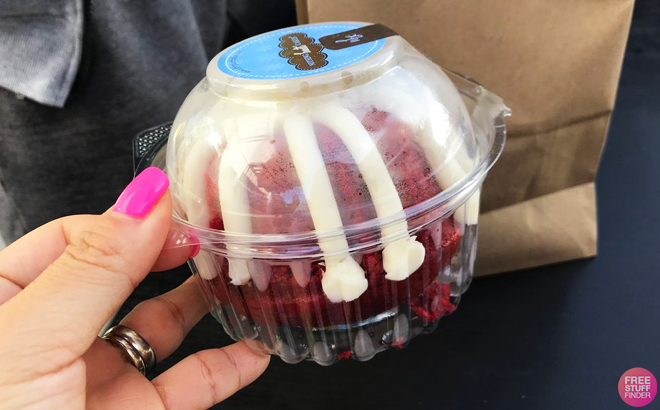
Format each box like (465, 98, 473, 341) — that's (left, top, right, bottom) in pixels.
(217, 23, 386, 80)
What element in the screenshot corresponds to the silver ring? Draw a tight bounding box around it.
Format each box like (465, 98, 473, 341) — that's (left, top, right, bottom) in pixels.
(102, 325, 156, 375)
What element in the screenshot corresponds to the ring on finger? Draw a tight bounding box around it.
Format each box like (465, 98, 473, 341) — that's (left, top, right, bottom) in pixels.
(102, 325, 156, 375)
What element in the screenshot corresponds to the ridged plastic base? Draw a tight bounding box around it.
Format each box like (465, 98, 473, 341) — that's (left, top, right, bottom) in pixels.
(190, 224, 478, 365)
(208, 292, 460, 366)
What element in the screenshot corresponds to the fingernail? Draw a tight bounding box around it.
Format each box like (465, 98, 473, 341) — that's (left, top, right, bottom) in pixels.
(187, 234, 201, 258)
(190, 242, 201, 258)
(113, 167, 169, 217)
(166, 230, 200, 257)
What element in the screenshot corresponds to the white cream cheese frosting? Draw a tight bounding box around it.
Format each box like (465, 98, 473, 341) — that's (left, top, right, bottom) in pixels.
(283, 114, 368, 302)
(349, 74, 481, 225)
(313, 104, 426, 281)
(217, 140, 253, 285)
(177, 68, 478, 301)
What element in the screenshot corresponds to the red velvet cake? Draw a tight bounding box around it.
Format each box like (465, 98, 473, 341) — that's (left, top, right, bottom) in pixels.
(163, 22, 508, 364)
(195, 109, 461, 330)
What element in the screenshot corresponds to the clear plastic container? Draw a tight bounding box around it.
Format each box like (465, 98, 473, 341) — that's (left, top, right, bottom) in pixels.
(137, 22, 509, 365)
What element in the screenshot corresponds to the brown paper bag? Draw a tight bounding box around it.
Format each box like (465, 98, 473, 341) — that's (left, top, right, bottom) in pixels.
(296, 0, 634, 275)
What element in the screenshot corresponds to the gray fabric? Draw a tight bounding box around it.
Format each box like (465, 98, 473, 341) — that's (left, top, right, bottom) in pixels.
(0, 0, 296, 244)
(0, 174, 27, 243)
(0, 0, 83, 108)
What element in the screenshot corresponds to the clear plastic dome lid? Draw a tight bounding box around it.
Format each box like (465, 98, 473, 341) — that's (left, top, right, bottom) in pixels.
(166, 22, 507, 296)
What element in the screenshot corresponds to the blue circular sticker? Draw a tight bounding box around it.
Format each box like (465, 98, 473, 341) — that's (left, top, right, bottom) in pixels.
(217, 23, 386, 80)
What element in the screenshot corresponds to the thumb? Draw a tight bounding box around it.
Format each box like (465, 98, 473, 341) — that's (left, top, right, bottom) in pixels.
(0, 167, 171, 373)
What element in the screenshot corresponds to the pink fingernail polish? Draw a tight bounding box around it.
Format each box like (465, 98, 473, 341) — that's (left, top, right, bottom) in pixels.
(113, 167, 169, 217)
(187, 235, 201, 258)
(190, 243, 201, 258)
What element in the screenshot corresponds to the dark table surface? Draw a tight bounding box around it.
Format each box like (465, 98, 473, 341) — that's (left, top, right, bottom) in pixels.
(118, 1, 660, 409)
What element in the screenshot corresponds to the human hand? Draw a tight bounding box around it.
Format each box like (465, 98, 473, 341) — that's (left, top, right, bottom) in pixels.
(0, 167, 270, 410)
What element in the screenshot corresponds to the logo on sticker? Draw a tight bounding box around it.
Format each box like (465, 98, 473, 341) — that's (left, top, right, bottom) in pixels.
(278, 32, 328, 71)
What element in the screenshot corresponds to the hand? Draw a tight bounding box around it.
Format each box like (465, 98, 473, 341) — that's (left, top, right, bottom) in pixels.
(0, 167, 270, 410)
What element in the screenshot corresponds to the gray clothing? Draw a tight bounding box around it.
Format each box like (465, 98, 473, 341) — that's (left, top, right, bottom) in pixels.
(0, 0, 296, 243)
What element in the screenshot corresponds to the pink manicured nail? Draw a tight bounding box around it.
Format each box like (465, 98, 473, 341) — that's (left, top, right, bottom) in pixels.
(187, 235, 201, 258)
(113, 167, 169, 217)
(189, 242, 201, 258)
